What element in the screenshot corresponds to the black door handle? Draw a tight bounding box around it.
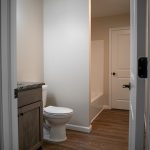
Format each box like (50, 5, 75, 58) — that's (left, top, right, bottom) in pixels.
(111, 72, 116, 76)
(122, 83, 131, 90)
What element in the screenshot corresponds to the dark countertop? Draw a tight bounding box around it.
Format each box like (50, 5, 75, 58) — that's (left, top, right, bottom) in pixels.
(17, 82, 45, 92)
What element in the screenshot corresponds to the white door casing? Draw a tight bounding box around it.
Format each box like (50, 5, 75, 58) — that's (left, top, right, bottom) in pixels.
(109, 27, 130, 110)
(0, 0, 147, 150)
(146, 0, 150, 149)
(1, 0, 18, 150)
(129, 0, 146, 150)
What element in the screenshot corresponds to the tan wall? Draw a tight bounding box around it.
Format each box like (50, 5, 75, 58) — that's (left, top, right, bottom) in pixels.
(17, 0, 43, 82)
(91, 14, 130, 105)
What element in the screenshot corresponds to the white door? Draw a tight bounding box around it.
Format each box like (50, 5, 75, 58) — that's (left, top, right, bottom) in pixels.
(110, 28, 130, 110)
(129, 0, 146, 150)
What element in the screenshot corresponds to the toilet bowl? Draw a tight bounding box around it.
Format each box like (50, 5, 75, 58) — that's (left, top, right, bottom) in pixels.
(42, 85, 73, 142)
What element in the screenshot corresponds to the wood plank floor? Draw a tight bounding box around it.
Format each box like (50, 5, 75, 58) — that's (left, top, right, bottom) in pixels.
(43, 109, 129, 150)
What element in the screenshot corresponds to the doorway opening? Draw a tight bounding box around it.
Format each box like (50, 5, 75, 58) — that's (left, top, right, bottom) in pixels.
(4, 0, 146, 149)
(109, 27, 130, 110)
(90, 0, 130, 149)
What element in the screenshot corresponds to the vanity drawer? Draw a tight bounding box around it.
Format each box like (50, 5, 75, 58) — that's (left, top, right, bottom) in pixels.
(18, 88, 42, 107)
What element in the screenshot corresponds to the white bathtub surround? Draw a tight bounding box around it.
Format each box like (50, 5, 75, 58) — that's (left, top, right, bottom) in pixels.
(90, 40, 104, 122)
(103, 105, 111, 109)
(90, 95, 104, 122)
(91, 93, 103, 103)
(91, 40, 104, 103)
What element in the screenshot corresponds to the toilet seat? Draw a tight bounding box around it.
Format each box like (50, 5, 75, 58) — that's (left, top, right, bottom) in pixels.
(43, 106, 73, 118)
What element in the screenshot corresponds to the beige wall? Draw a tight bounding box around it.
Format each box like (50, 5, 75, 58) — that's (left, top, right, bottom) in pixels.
(91, 14, 130, 105)
(17, 0, 43, 82)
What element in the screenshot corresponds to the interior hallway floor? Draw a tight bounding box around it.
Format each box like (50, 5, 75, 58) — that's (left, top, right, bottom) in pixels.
(43, 109, 129, 150)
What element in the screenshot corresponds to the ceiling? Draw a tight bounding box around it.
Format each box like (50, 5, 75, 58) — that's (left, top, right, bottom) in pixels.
(91, 0, 130, 18)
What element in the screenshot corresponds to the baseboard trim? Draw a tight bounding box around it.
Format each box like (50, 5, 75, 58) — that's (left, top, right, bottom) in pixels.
(103, 105, 111, 109)
(66, 124, 92, 133)
(66, 105, 110, 133)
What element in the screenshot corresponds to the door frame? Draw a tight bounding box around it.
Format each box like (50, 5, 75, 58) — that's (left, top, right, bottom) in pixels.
(109, 27, 130, 109)
(128, 0, 146, 149)
(0, 0, 18, 150)
(0, 0, 147, 149)
(146, 0, 150, 149)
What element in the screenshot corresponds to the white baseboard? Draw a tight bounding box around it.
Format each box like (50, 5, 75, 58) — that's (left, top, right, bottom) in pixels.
(103, 105, 111, 109)
(66, 124, 92, 133)
(66, 105, 110, 133)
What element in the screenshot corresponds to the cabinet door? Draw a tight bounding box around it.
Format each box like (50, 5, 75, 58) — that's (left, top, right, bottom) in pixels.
(18, 101, 43, 150)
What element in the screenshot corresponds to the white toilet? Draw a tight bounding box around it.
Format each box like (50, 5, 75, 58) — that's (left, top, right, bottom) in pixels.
(42, 85, 73, 142)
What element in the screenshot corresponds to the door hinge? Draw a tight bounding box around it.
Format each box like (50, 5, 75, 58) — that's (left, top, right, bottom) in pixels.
(14, 89, 18, 98)
(138, 57, 148, 78)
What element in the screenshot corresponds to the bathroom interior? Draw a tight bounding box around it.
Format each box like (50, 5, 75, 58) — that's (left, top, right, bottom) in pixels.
(16, 0, 130, 149)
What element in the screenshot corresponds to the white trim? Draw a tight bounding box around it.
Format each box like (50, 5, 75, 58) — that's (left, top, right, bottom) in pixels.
(128, 0, 146, 149)
(10, 0, 18, 149)
(1, 0, 18, 150)
(1, 0, 12, 149)
(109, 28, 112, 109)
(146, 0, 150, 149)
(109, 27, 130, 109)
(0, 1, 2, 148)
(66, 124, 92, 133)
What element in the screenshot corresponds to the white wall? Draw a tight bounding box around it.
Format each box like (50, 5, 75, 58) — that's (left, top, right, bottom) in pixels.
(17, 0, 43, 82)
(44, 0, 90, 129)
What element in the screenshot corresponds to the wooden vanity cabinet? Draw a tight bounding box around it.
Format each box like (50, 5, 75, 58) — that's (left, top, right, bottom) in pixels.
(18, 87, 43, 150)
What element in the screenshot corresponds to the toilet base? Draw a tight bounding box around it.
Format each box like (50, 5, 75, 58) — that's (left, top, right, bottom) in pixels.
(43, 124, 67, 142)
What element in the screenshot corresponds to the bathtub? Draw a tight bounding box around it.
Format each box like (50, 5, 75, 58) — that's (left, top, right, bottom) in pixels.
(91, 92, 103, 103)
(90, 92, 104, 123)
(90, 40, 104, 122)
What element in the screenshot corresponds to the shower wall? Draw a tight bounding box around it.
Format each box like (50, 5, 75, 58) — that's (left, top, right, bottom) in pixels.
(91, 40, 104, 102)
(90, 40, 104, 122)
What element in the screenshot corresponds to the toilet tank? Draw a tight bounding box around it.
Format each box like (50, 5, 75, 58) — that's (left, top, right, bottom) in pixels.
(42, 85, 48, 107)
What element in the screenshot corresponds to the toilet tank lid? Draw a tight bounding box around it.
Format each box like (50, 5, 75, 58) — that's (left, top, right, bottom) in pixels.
(43, 106, 73, 114)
